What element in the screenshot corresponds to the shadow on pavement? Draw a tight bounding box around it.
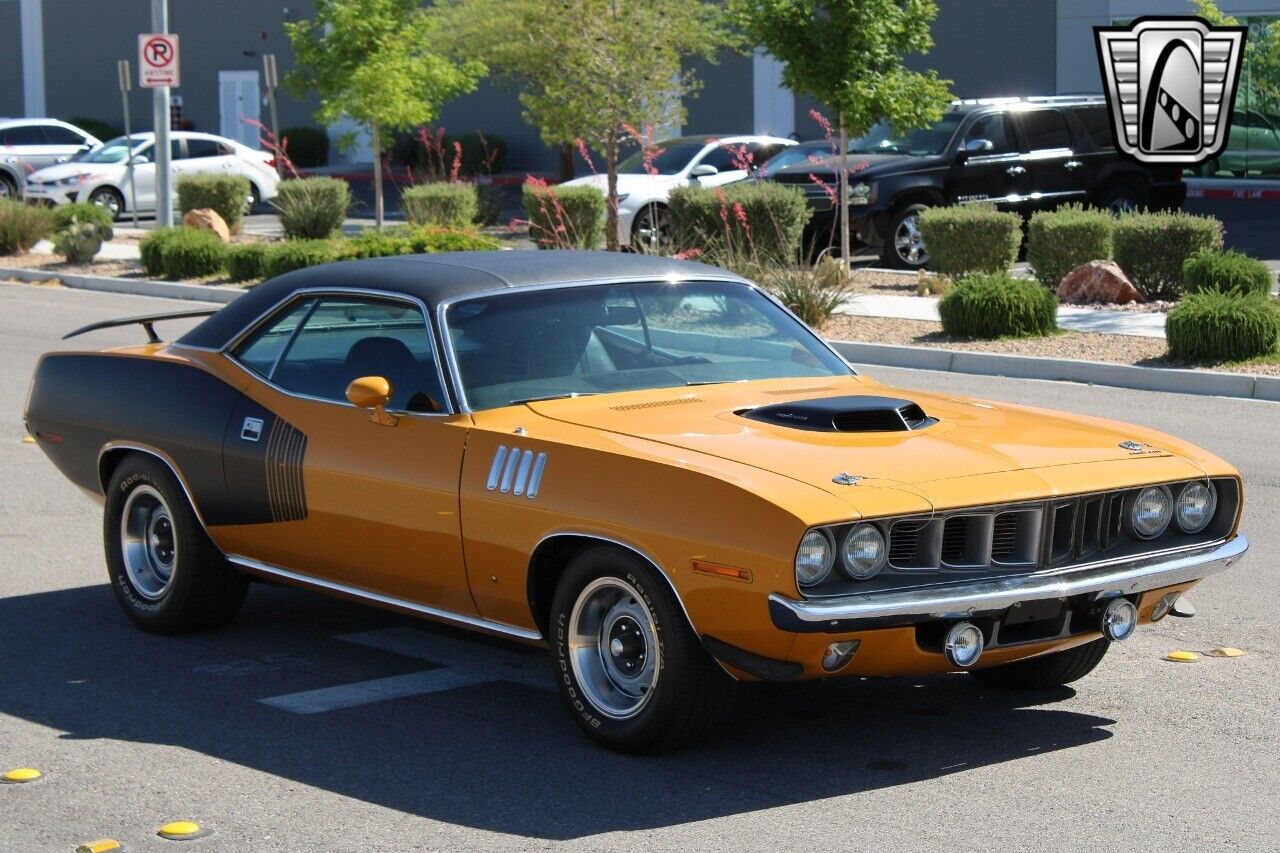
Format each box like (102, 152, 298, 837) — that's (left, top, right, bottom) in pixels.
(1, 581, 1115, 840)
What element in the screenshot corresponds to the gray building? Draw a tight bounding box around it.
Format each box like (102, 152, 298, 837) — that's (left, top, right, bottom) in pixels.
(3, 1, 1276, 174)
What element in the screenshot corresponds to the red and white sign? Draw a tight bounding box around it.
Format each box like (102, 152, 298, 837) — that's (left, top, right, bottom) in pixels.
(138, 33, 180, 88)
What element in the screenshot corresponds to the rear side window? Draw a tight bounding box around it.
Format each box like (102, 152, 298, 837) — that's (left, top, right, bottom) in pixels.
(43, 125, 88, 145)
(2, 125, 47, 145)
(185, 138, 228, 159)
(1020, 110, 1072, 151)
(1075, 106, 1115, 149)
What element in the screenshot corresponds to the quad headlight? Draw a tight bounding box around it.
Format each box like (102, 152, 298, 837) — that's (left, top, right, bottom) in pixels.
(1126, 485, 1173, 539)
(849, 182, 872, 205)
(796, 529, 835, 587)
(841, 523, 887, 580)
(1175, 481, 1217, 534)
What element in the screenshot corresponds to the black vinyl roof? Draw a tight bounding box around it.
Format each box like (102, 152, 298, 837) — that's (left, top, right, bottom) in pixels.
(177, 250, 737, 350)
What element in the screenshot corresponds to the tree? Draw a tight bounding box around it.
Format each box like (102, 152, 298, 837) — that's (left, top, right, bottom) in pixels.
(285, 0, 483, 228)
(728, 0, 953, 265)
(1194, 1, 1280, 115)
(432, 0, 732, 250)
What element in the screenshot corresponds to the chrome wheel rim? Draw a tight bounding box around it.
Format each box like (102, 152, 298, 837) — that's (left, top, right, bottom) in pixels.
(894, 213, 927, 266)
(569, 577, 659, 720)
(0, 179, 12, 199)
(120, 485, 177, 600)
(1107, 196, 1136, 216)
(91, 190, 121, 219)
(632, 204, 671, 253)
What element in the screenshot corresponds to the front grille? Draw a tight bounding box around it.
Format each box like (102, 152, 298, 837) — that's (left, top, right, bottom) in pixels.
(991, 513, 1018, 559)
(940, 517, 970, 564)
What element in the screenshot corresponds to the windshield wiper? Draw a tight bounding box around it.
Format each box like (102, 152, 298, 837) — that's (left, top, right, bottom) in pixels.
(511, 392, 600, 405)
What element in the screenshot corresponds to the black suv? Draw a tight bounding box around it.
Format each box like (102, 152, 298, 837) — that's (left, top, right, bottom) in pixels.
(766, 96, 1186, 269)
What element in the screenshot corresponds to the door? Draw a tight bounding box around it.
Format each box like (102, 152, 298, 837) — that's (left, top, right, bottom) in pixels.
(1014, 108, 1089, 210)
(218, 293, 476, 614)
(127, 139, 182, 212)
(950, 111, 1030, 211)
(219, 71, 261, 149)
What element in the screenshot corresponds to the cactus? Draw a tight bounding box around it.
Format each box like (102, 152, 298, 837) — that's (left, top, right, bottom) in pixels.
(52, 217, 113, 263)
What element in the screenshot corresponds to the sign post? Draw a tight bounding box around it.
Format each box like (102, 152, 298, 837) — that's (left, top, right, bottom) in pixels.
(263, 53, 282, 176)
(117, 59, 139, 228)
(140, 5, 177, 226)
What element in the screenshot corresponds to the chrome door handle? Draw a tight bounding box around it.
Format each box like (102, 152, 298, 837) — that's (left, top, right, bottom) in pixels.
(1065, 160, 1083, 170)
(1006, 165, 1027, 177)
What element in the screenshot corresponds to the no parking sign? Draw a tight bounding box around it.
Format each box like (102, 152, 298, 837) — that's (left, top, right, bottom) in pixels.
(138, 33, 180, 88)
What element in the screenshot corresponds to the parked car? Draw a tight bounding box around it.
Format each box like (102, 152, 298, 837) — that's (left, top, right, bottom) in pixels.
(0, 118, 101, 200)
(560, 134, 795, 250)
(1197, 108, 1280, 178)
(768, 96, 1187, 269)
(26, 251, 1247, 752)
(23, 131, 279, 220)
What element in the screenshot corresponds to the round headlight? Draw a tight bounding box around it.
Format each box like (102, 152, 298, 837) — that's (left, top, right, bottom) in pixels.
(796, 529, 835, 587)
(1175, 481, 1217, 533)
(841, 523, 887, 580)
(1127, 485, 1173, 539)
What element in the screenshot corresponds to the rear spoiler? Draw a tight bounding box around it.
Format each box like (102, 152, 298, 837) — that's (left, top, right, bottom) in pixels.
(63, 309, 219, 343)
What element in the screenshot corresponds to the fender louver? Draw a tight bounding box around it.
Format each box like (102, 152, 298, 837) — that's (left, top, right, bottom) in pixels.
(740, 395, 936, 433)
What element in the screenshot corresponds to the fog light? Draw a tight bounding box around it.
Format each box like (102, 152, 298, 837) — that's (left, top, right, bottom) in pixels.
(943, 621, 984, 668)
(1102, 597, 1138, 642)
(821, 640, 860, 672)
(1151, 592, 1179, 622)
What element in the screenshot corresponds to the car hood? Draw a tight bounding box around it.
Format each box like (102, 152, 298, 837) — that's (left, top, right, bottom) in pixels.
(26, 162, 113, 182)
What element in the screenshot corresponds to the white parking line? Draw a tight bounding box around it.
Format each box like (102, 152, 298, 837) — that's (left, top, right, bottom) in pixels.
(259, 627, 554, 715)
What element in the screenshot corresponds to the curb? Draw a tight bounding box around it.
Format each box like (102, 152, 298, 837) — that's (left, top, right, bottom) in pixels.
(2, 267, 241, 304)
(829, 340, 1280, 403)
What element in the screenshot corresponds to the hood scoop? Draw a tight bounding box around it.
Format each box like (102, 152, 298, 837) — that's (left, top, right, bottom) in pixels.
(740, 395, 937, 433)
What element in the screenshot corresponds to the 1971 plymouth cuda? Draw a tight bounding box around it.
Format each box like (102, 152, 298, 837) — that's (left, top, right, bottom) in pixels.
(25, 251, 1248, 752)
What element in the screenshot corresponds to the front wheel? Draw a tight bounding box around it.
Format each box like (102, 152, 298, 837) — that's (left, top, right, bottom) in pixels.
(630, 203, 671, 254)
(89, 187, 125, 222)
(0, 173, 17, 200)
(970, 638, 1110, 690)
(882, 203, 930, 269)
(549, 546, 735, 753)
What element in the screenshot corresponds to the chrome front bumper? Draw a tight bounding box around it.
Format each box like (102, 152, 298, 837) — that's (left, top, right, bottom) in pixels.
(768, 534, 1247, 633)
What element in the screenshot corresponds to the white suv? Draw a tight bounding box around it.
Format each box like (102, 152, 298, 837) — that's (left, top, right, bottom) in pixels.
(0, 119, 101, 200)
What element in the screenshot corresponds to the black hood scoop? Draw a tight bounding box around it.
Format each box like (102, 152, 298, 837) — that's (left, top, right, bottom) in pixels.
(740, 395, 937, 433)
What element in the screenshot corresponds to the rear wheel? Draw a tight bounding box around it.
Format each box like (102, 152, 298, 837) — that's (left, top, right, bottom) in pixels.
(882, 203, 930, 269)
(105, 455, 247, 633)
(549, 546, 735, 753)
(970, 638, 1110, 690)
(1096, 183, 1146, 216)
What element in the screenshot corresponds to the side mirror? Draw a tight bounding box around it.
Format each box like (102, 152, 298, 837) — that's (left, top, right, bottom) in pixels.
(963, 138, 995, 157)
(603, 305, 641, 325)
(346, 375, 398, 426)
(690, 164, 719, 179)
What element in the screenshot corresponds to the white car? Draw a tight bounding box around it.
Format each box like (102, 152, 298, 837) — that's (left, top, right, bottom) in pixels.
(24, 131, 279, 220)
(561, 134, 795, 249)
(0, 118, 101, 200)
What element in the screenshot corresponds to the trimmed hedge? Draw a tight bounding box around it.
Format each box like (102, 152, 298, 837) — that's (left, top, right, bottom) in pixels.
(273, 177, 351, 239)
(139, 227, 227, 279)
(280, 126, 329, 168)
(402, 183, 479, 228)
(523, 183, 606, 250)
(340, 226, 500, 260)
(1113, 211, 1223, 299)
(917, 204, 1021, 276)
(1182, 249, 1273, 298)
(52, 202, 115, 233)
(1166, 292, 1280, 362)
(669, 181, 811, 265)
(1026, 204, 1114, 289)
(0, 200, 55, 255)
(939, 273, 1059, 339)
(177, 174, 252, 234)
(227, 243, 271, 283)
(261, 239, 341, 279)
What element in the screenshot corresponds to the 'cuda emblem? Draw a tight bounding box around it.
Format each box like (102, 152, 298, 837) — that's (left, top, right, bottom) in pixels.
(832, 473, 863, 486)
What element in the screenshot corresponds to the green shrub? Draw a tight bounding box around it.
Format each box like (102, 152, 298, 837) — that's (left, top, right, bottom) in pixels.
(405, 226, 500, 253)
(62, 116, 120, 143)
(152, 228, 228, 279)
(1113, 211, 1223, 299)
(51, 202, 115, 234)
(1167, 292, 1280, 362)
(227, 243, 272, 283)
(52, 220, 113, 263)
(139, 227, 181, 276)
(0, 200, 55, 255)
(939, 272, 1059, 339)
(917, 204, 1022, 277)
(669, 182, 811, 266)
(393, 130, 507, 176)
(338, 230, 414, 260)
(1026, 204, 1114, 289)
(177, 174, 251, 234)
(280, 126, 329, 168)
(262, 239, 341, 279)
(1182, 249, 1273, 298)
(401, 183, 479, 228)
(273, 177, 350, 239)
(523, 183, 606, 250)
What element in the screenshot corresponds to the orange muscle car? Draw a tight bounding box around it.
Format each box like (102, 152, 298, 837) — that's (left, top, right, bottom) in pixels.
(25, 251, 1248, 752)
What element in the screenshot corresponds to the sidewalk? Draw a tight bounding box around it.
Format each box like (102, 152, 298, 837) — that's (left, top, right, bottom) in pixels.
(840, 292, 1168, 338)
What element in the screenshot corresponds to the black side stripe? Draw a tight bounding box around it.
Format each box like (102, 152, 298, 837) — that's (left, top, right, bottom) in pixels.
(265, 417, 308, 522)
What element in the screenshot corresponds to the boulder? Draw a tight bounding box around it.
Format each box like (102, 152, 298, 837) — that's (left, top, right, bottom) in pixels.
(1056, 260, 1142, 305)
(182, 208, 231, 243)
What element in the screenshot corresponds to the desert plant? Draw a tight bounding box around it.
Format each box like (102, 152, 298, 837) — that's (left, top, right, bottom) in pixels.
(273, 177, 351, 239)
(669, 182, 811, 266)
(1026, 204, 1114, 289)
(401, 182, 478, 228)
(939, 272, 1058, 339)
(151, 228, 228, 279)
(1182, 249, 1273, 298)
(177, 174, 252, 234)
(917, 204, 1021, 277)
(280, 125, 330, 168)
(52, 219, 114, 263)
(0, 200, 55, 255)
(915, 270, 953, 296)
(227, 243, 273, 283)
(1166, 292, 1280, 362)
(522, 182, 605, 250)
(51, 202, 116, 234)
(762, 258, 855, 328)
(262, 239, 341, 279)
(1113, 211, 1223, 300)
(393, 128, 507, 177)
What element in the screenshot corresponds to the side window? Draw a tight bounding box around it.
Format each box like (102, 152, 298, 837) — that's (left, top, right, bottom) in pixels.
(43, 125, 88, 146)
(964, 114, 1017, 155)
(184, 138, 225, 159)
(2, 125, 47, 145)
(696, 146, 739, 172)
(238, 296, 444, 413)
(1076, 106, 1115, 149)
(170, 139, 188, 161)
(1020, 109, 1072, 151)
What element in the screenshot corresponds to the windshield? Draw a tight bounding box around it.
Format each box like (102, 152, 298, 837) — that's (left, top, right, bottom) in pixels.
(445, 280, 851, 410)
(847, 115, 963, 156)
(77, 137, 147, 164)
(762, 144, 836, 177)
(617, 142, 706, 175)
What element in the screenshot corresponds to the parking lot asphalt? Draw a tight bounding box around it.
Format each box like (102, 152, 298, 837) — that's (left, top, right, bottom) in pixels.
(1, 283, 1277, 852)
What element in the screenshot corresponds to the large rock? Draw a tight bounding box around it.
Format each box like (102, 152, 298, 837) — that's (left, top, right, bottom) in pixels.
(182, 208, 231, 243)
(1056, 260, 1142, 304)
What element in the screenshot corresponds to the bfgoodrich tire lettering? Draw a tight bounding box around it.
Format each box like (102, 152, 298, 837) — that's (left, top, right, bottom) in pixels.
(104, 455, 247, 634)
(549, 546, 735, 753)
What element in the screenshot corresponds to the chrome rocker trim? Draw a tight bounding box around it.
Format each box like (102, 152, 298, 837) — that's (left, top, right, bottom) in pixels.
(768, 534, 1248, 633)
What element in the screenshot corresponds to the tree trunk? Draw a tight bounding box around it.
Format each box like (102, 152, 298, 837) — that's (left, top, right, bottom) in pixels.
(559, 142, 576, 183)
(838, 112, 850, 267)
(372, 120, 384, 231)
(605, 130, 620, 252)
